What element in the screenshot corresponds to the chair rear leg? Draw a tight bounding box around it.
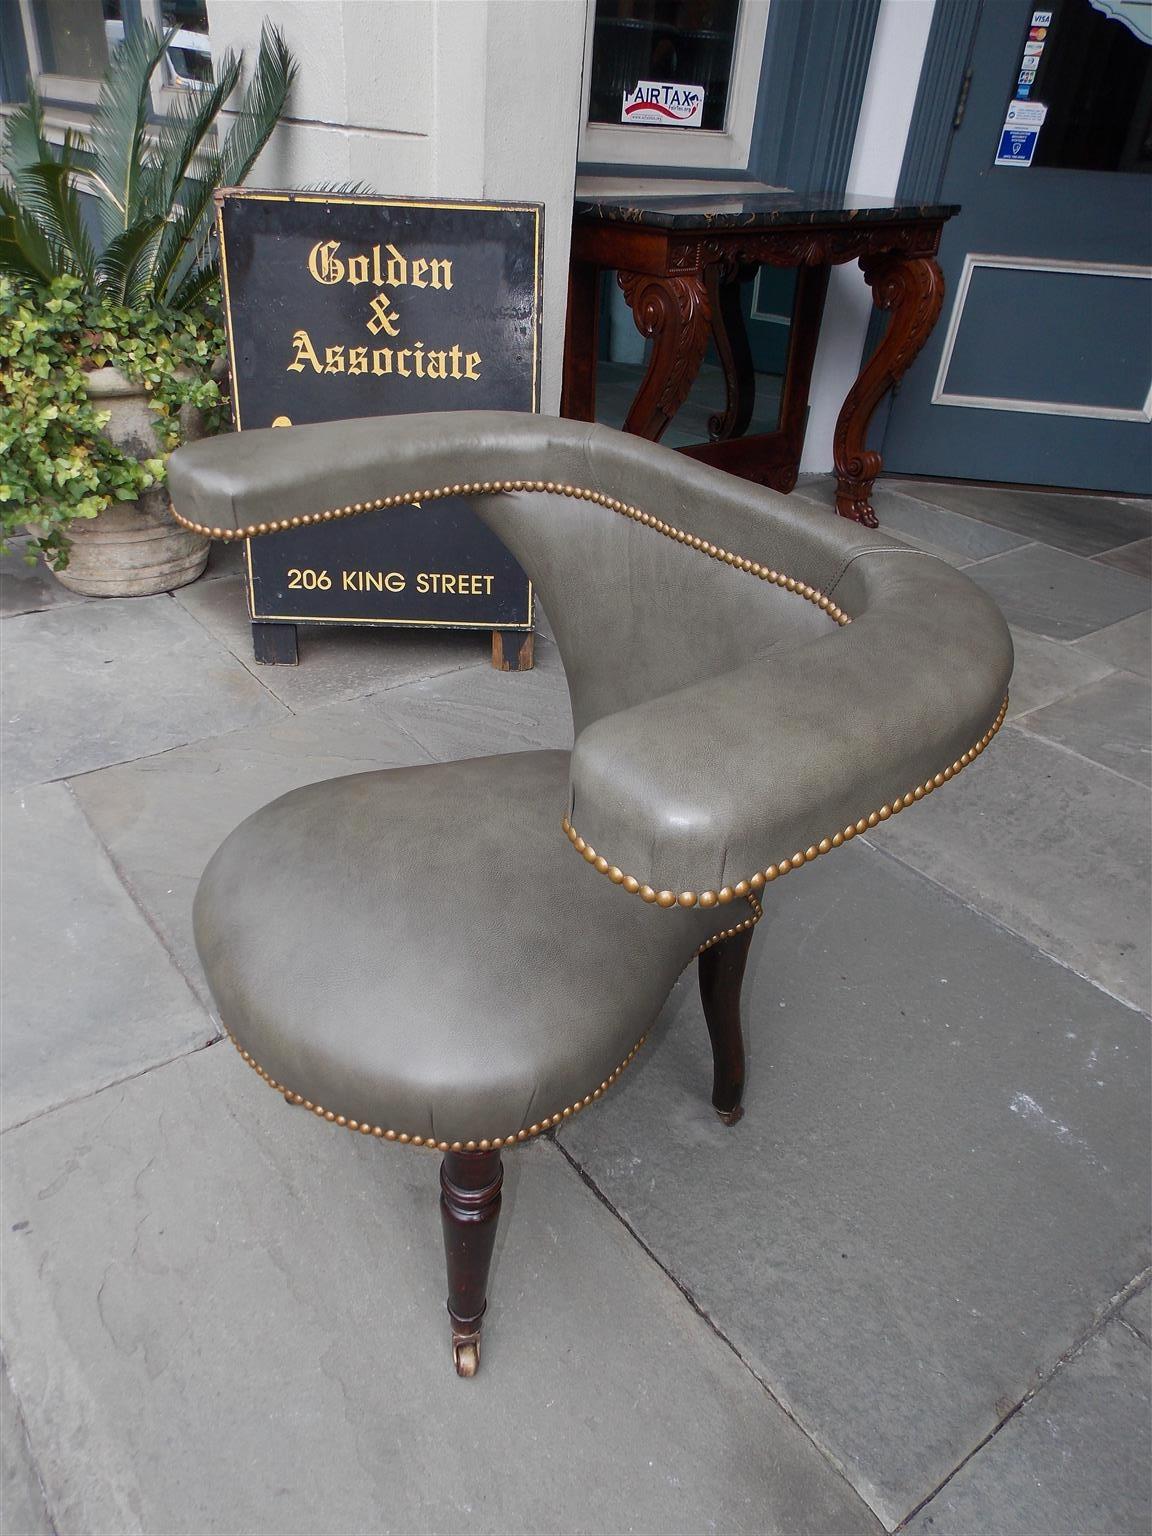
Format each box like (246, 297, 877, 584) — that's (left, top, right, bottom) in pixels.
(698, 925, 755, 1124)
(439, 1147, 503, 1377)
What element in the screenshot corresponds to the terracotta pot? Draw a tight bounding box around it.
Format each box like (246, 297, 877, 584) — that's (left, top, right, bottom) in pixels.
(53, 366, 211, 597)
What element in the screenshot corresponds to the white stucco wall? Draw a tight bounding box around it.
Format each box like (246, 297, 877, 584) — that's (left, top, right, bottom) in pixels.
(207, 0, 587, 412)
(800, 0, 937, 471)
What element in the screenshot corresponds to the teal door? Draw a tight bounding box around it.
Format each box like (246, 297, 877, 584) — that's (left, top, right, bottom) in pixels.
(880, 0, 1152, 494)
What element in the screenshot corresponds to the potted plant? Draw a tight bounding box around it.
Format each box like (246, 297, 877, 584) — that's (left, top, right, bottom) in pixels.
(0, 23, 296, 595)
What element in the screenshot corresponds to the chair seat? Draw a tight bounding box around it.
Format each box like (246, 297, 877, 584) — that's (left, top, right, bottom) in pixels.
(194, 750, 727, 1150)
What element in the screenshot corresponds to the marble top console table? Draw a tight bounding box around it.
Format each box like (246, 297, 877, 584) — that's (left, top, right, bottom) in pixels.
(561, 187, 959, 527)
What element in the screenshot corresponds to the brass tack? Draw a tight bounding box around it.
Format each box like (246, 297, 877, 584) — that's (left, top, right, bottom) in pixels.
(718, 887, 734, 903)
(678, 890, 698, 907)
(700, 891, 718, 908)
(765, 865, 779, 881)
(750, 871, 766, 890)
(594, 855, 609, 873)
(656, 890, 677, 908)
(734, 880, 750, 897)
(608, 866, 624, 884)
(640, 885, 658, 902)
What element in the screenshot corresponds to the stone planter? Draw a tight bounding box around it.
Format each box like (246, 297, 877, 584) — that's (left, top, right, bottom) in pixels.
(53, 367, 211, 597)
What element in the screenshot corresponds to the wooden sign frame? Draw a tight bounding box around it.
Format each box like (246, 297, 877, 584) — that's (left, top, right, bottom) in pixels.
(215, 190, 544, 668)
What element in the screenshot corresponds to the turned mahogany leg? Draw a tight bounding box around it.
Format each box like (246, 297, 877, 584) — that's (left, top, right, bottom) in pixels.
(617, 269, 712, 441)
(705, 262, 757, 442)
(833, 253, 945, 527)
(440, 1148, 503, 1377)
(698, 925, 756, 1125)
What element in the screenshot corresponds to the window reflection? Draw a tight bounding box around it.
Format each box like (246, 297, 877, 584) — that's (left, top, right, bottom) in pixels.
(31, 0, 115, 78)
(588, 0, 740, 131)
(1029, 0, 1152, 172)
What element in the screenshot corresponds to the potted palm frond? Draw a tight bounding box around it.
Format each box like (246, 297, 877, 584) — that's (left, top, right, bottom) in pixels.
(0, 23, 296, 594)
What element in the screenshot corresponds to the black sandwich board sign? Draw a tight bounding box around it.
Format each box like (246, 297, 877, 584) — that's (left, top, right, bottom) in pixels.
(215, 190, 544, 667)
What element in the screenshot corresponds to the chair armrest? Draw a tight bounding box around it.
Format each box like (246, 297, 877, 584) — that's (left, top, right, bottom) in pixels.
(564, 550, 1012, 904)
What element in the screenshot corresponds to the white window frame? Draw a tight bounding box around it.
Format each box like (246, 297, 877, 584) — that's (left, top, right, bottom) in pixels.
(17, 0, 107, 106)
(577, 0, 771, 170)
(15, 0, 207, 116)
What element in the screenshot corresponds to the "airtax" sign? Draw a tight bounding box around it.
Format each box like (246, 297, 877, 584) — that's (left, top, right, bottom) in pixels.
(621, 80, 705, 128)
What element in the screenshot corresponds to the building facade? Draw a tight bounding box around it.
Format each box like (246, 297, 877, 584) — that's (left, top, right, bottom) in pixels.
(4, 0, 1149, 490)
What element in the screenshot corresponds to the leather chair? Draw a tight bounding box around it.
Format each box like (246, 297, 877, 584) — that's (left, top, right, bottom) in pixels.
(169, 412, 1012, 1377)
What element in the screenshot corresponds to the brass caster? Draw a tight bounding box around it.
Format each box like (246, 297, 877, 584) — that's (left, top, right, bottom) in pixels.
(716, 1104, 744, 1126)
(452, 1335, 481, 1378)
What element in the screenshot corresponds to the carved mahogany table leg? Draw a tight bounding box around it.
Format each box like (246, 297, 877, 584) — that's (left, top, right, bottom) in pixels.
(561, 258, 600, 422)
(698, 924, 756, 1125)
(833, 253, 944, 527)
(617, 269, 712, 442)
(440, 1147, 503, 1377)
(705, 262, 756, 442)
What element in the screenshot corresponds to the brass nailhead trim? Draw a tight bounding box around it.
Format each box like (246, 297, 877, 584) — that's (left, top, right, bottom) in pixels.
(172, 480, 852, 627)
(225, 1026, 649, 1153)
(564, 695, 1009, 911)
(694, 893, 762, 956)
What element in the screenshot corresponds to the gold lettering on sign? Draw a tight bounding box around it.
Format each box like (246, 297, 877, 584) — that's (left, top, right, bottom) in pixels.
(341, 570, 407, 592)
(287, 334, 482, 381)
(416, 572, 495, 596)
(291, 239, 474, 383)
(366, 293, 401, 337)
(305, 241, 454, 292)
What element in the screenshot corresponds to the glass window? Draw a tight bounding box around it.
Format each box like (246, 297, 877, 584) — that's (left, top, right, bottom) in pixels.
(30, 0, 117, 78)
(1027, 0, 1152, 172)
(158, 0, 212, 86)
(588, 0, 740, 131)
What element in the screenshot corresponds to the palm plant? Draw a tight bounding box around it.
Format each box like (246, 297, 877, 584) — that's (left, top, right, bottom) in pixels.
(0, 21, 296, 310)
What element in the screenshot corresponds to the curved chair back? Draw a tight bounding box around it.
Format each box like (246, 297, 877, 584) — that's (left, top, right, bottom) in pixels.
(170, 411, 1012, 908)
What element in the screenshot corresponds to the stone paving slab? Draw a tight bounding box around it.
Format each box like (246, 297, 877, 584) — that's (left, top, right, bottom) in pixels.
(1096, 537, 1152, 580)
(1004, 628, 1114, 720)
(886, 482, 1151, 558)
(174, 573, 490, 710)
(1, 1361, 53, 1536)
(0, 1045, 882, 1536)
(1121, 1283, 1152, 1346)
(1075, 608, 1152, 680)
(2, 595, 287, 790)
(558, 839, 1151, 1530)
(1, 783, 212, 1132)
(70, 697, 436, 999)
(1015, 672, 1151, 787)
(905, 1320, 1151, 1536)
(379, 650, 573, 760)
(967, 544, 1150, 641)
(876, 724, 1151, 1012)
(0, 540, 91, 619)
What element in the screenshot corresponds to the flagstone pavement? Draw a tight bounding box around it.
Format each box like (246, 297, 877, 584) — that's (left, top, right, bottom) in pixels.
(2, 470, 1149, 1536)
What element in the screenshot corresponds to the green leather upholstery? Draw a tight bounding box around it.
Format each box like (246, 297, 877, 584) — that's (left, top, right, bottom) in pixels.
(170, 412, 1012, 1147)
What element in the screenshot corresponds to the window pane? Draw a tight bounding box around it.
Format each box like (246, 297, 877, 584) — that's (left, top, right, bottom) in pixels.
(1026, 0, 1152, 172)
(31, 0, 117, 78)
(159, 0, 212, 86)
(588, 0, 740, 131)
(159, 0, 209, 35)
